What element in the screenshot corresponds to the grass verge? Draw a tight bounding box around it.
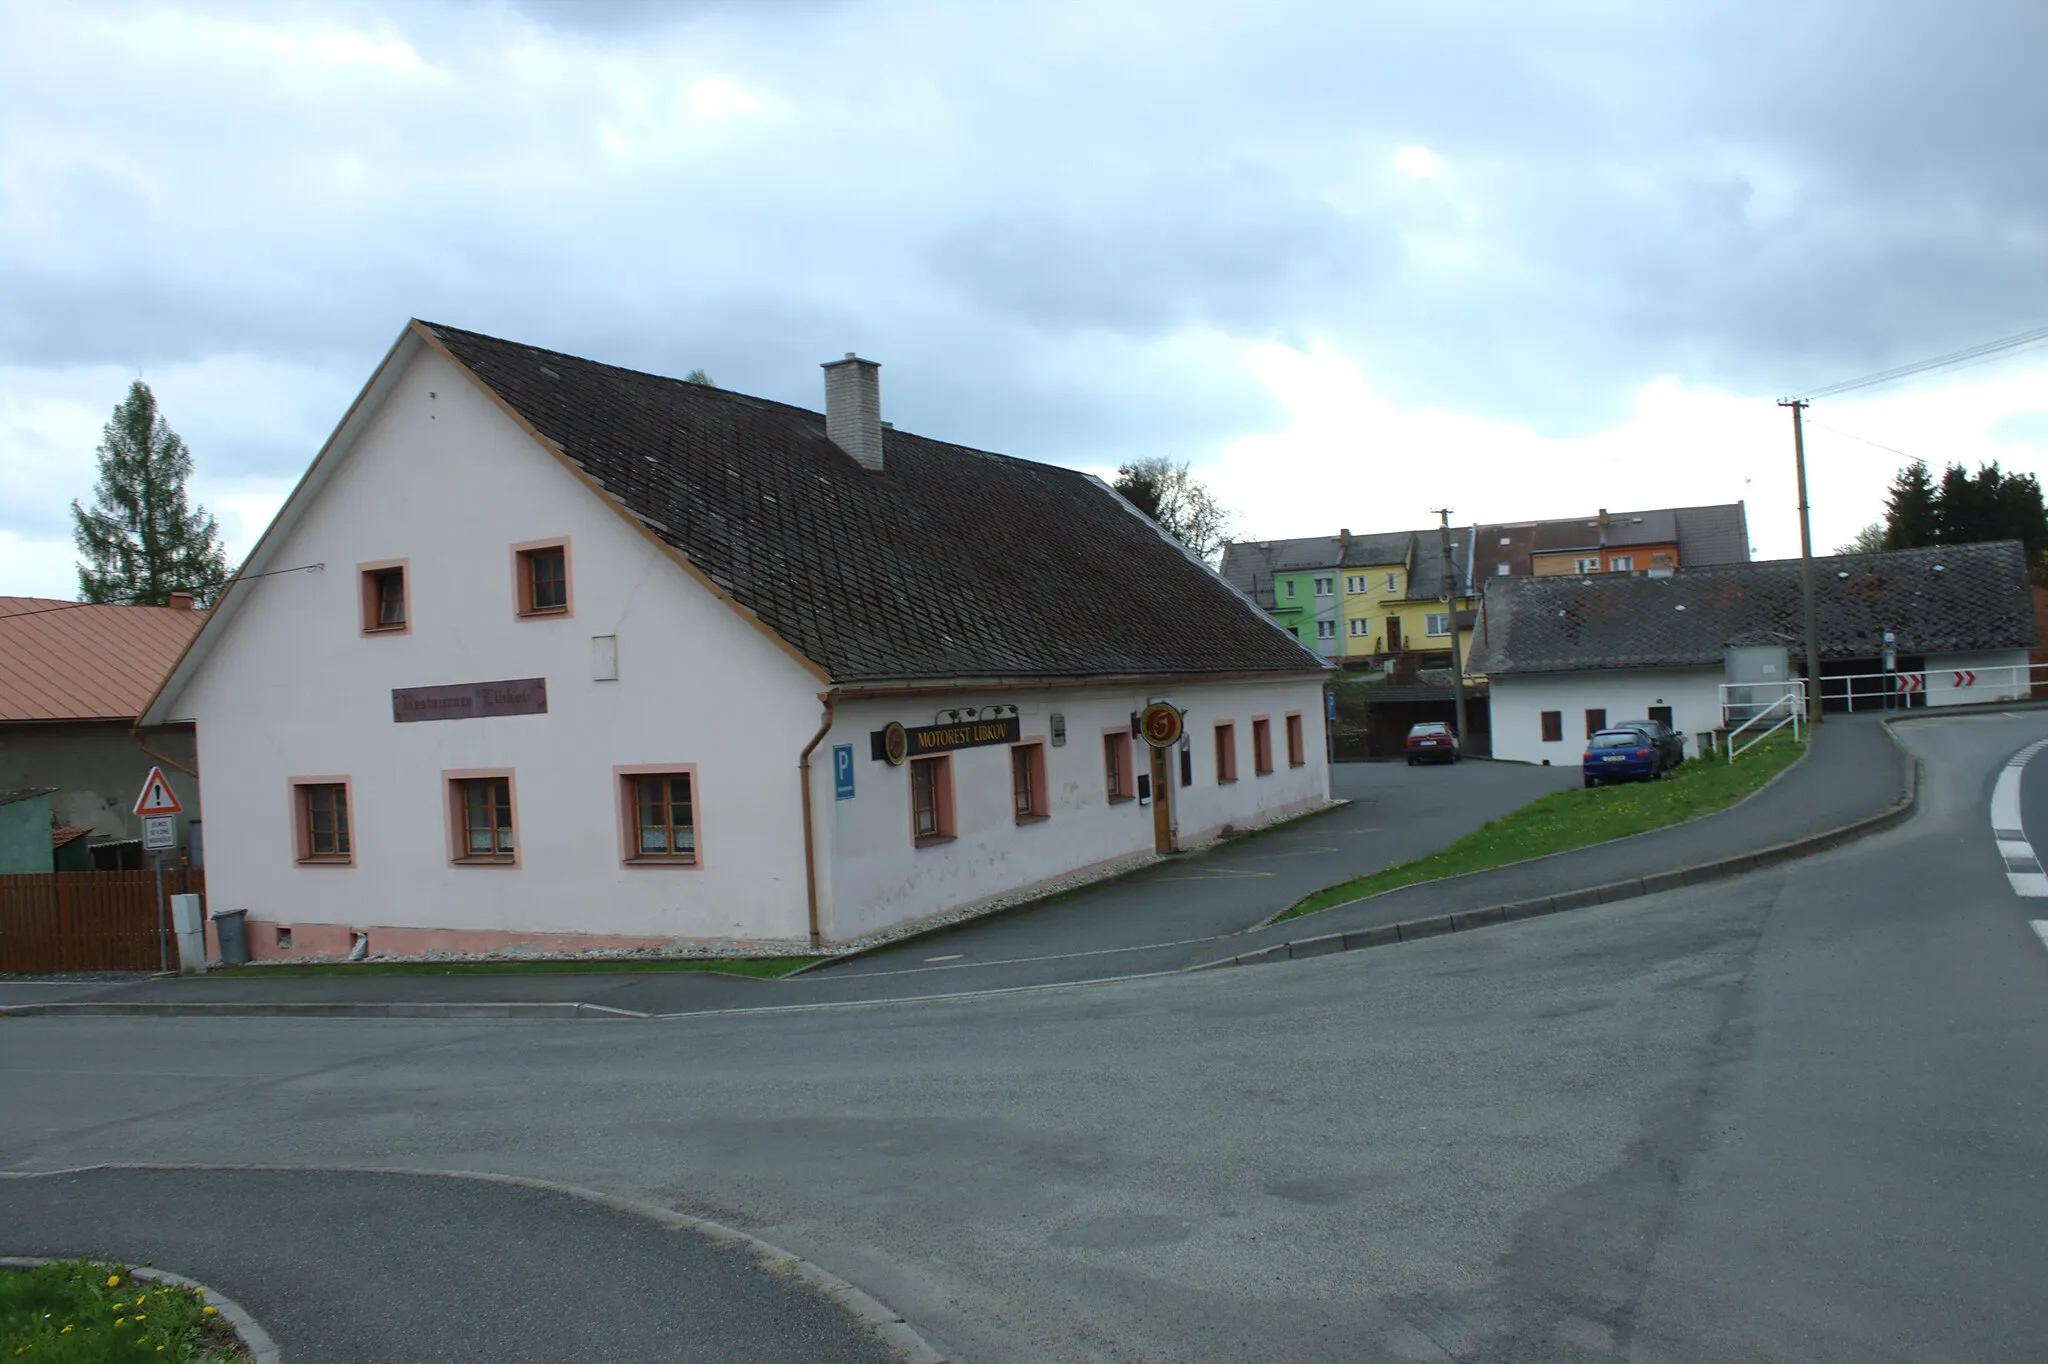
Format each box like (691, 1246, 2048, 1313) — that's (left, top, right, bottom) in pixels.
(1271, 734, 1807, 924)
(1, 1260, 246, 1362)
(202, 956, 816, 980)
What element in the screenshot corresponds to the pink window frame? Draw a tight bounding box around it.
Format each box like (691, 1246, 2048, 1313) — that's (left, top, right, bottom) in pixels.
(1102, 726, 1136, 803)
(1252, 715, 1274, 776)
(1011, 739, 1050, 823)
(288, 775, 355, 866)
(511, 536, 574, 620)
(614, 763, 704, 868)
(357, 558, 410, 636)
(443, 767, 520, 868)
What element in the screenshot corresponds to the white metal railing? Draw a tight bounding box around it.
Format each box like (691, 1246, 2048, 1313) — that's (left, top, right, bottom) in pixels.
(1721, 680, 1805, 762)
(1811, 662, 2041, 713)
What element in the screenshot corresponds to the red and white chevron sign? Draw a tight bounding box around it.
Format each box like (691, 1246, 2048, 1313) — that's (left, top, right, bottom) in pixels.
(1897, 672, 1924, 694)
(1953, 670, 1976, 688)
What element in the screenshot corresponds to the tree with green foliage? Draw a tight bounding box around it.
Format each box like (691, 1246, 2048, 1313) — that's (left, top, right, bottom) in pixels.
(1112, 456, 1232, 562)
(685, 369, 714, 386)
(1835, 522, 1887, 555)
(70, 380, 229, 605)
(1880, 460, 1939, 549)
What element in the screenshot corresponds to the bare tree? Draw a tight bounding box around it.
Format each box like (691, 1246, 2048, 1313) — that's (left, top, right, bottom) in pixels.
(1834, 522, 1887, 555)
(1113, 457, 1232, 563)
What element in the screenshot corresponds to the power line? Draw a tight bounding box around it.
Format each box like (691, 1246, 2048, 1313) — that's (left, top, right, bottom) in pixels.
(0, 562, 326, 621)
(1794, 323, 2048, 402)
(1800, 417, 1926, 464)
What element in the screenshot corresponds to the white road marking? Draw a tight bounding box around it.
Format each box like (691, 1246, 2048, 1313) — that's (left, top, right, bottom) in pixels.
(1992, 739, 2048, 897)
(921, 954, 965, 963)
(2033, 921, 2048, 953)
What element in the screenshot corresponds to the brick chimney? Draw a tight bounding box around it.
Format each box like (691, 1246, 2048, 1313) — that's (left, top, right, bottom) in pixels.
(822, 353, 884, 471)
(167, 591, 196, 610)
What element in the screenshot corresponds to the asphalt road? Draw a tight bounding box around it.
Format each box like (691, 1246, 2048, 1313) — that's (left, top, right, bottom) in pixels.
(4, 710, 2045, 1362)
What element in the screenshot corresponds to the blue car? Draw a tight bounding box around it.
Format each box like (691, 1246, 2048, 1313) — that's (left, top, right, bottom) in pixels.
(1584, 728, 1664, 786)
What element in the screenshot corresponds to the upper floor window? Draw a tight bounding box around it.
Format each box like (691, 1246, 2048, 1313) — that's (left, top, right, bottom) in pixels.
(1283, 579, 1297, 599)
(1608, 555, 1633, 573)
(1425, 612, 1451, 636)
(1385, 572, 1398, 592)
(1344, 574, 1368, 594)
(1316, 620, 1336, 640)
(1314, 576, 1333, 596)
(514, 540, 572, 618)
(359, 562, 407, 634)
(1574, 557, 1600, 575)
(1495, 562, 1510, 576)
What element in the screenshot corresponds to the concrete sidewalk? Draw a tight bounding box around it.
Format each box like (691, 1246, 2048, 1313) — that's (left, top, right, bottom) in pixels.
(1199, 712, 1911, 966)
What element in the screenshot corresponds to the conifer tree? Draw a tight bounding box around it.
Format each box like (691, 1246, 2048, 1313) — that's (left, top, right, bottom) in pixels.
(71, 380, 229, 605)
(1880, 459, 1939, 549)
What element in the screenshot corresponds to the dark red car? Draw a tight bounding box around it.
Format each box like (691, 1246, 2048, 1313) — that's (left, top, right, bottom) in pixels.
(1405, 721, 1460, 765)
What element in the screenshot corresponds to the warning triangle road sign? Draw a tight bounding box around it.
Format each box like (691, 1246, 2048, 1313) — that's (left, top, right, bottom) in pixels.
(133, 766, 184, 816)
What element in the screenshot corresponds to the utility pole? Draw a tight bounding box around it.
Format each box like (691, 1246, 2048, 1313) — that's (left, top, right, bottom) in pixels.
(1778, 398, 1824, 723)
(1432, 508, 1470, 745)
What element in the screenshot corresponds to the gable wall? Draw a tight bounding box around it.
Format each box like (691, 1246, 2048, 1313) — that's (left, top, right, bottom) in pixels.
(1490, 668, 1724, 765)
(174, 348, 824, 953)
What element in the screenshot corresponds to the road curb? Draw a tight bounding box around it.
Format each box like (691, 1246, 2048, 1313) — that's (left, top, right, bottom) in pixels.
(0, 1000, 652, 1020)
(1197, 725, 1922, 971)
(0, 1254, 282, 1363)
(0, 1164, 947, 1364)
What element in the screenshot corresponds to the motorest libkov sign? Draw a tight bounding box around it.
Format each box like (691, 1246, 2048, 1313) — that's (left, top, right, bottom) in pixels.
(871, 716, 1022, 764)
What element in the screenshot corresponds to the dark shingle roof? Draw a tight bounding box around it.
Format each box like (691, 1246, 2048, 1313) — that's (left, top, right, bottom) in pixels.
(1476, 503, 1749, 573)
(1401, 529, 1472, 601)
(1218, 536, 1343, 606)
(1466, 542, 2035, 676)
(424, 323, 1319, 683)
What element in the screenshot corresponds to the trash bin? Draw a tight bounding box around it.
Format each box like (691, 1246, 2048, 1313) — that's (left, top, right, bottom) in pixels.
(212, 907, 249, 966)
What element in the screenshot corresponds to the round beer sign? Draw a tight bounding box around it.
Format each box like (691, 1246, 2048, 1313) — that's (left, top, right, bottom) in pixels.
(881, 721, 909, 766)
(1140, 702, 1184, 749)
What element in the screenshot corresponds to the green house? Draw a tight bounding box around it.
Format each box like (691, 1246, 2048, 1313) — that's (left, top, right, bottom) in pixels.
(0, 788, 56, 875)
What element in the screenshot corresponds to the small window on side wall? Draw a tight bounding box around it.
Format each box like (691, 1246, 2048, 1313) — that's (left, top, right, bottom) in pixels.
(622, 770, 697, 864)
(1215, 723, 1237, 782)
(910, 755, 955, 845)
(1104, 732, 1135, 802)
(1541, 710, 1564, 743)
(1012, 743, 1049, 822)
(514, 540, 571, 618)
(293, 779, 352, 865)
(1252, 717, 1274, 775)
(1286, 713, 1306, 767)
(359, 562, 407, 634)
(1585, 708, 1607, 739)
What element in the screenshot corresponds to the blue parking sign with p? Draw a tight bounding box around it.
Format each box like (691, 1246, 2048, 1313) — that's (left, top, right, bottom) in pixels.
(833, 744, 855, 800)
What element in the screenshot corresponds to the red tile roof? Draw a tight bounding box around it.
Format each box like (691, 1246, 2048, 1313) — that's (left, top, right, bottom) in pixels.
(52, 826, 94, 849)
(0, 598, 209, 722)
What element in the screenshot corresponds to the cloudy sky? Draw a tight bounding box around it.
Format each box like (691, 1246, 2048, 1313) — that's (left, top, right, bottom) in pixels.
(5, 0, 2046, 597)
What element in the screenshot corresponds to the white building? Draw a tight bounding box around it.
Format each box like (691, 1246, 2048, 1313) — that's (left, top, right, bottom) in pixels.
(141, 321, 1330, 959)
(1468, 542, 2036, 765)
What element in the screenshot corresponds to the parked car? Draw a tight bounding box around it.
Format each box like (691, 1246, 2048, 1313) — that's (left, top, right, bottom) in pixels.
(1613, 718, 1686, 769)
(1405, 721, 1460, 765)
(1583, 728, 1664, 785)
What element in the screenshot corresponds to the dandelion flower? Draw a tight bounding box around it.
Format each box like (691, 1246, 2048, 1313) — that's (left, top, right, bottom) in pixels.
(106, 1274, 122, 1287)
(60, 1324, 74, 1334)
(115, 1318, 125, 1327)
(202, 1307, 217, 1317)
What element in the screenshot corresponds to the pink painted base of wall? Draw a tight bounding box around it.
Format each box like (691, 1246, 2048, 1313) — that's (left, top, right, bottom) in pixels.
(216, 919, 794, 963)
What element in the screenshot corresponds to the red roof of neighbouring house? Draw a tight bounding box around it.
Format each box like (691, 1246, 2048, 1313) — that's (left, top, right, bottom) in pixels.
(52, 826, 94, 850)
(0, 598, 209, 722)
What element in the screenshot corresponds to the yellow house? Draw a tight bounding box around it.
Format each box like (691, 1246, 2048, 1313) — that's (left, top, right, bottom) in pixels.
(1334, 528, 1477, 666)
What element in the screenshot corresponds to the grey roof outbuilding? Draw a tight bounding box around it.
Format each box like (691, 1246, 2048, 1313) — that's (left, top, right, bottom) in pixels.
(1466, 541, 2035, 676)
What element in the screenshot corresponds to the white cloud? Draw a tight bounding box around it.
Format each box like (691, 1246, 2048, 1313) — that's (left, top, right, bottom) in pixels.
(1390, 144, 1444, 180)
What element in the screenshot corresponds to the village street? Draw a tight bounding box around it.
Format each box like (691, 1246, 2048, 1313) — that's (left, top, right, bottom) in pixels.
(5, 711, 2047, 1362)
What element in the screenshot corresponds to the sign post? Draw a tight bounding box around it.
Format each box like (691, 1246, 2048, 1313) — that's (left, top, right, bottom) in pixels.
(133, 767, 185, 974)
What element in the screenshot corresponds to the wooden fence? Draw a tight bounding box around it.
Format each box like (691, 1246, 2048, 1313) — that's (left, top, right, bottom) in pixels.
(0, 868, 205, 974)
